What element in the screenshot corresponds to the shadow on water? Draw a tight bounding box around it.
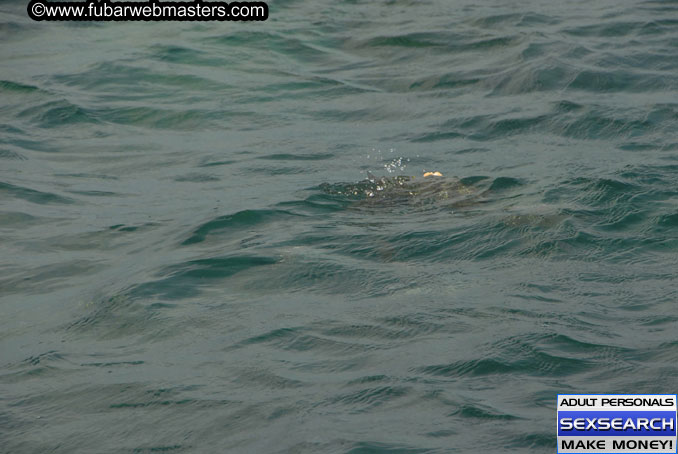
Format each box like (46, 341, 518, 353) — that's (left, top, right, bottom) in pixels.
(65, 164, 678, 352)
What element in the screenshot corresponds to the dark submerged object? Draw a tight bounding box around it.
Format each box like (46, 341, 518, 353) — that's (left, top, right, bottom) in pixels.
(320, 172, 483, 211)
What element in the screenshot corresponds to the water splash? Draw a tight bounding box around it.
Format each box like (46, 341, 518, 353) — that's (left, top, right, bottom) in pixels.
(384, 156, 409, 174)
(364, 148, 411, 176)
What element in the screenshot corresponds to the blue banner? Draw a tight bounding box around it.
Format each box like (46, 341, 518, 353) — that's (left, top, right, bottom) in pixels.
(558, 411, 676, 436)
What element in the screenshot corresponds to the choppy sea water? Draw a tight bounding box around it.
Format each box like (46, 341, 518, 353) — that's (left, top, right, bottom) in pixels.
(1, 0, 678, 452)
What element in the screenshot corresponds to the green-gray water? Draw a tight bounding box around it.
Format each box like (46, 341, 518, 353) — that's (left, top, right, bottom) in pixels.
(2, 0, 678, 452)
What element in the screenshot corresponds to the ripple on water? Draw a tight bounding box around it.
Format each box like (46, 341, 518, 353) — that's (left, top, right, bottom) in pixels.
(2, 0, 678, 452)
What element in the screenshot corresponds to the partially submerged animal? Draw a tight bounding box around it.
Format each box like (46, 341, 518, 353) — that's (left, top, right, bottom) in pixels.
(320, 171, 481, 211)
(317, 171, 568, 241)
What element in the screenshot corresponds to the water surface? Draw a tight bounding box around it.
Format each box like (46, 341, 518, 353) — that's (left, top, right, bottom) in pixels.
(1, 0, 678, 452)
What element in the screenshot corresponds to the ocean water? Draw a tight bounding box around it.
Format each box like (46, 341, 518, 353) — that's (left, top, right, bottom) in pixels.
(1, 0, 678, 452)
